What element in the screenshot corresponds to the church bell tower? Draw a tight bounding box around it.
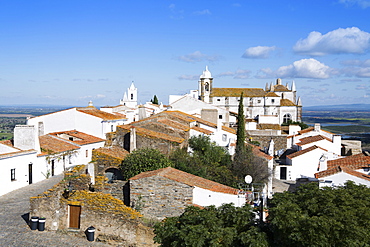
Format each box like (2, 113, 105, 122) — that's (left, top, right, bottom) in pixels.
(198, 66, 213, 103)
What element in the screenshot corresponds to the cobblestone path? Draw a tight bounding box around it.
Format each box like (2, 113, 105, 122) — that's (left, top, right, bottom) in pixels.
(0, 175, 111, 247)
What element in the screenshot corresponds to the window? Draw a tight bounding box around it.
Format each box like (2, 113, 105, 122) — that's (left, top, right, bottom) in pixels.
(219, 115, 223, 119)
(86, 150, 88, 158)
(111, 125, 114, 132)
(130, 94, 134, 100)
(272, 99, 275, 103)
(258, 100, 261, 103)
(217, 98, 220, 101)
(222, 134, 227, 142)
(283, 113, 292, 123)
(11, 168, 15, 181)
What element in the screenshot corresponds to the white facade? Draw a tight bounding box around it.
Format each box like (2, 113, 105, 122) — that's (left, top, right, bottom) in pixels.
(193, 186, 245, 207)
(318, 171, 370, 188)
(27, 107, 126, 139)
(120, 83, 138, 108)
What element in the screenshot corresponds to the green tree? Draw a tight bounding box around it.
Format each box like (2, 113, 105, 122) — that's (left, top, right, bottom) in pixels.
(154, 203, 268, 247)
(120, 148, 173, 180)
(169, 135, 235, 187)
(268, 181, 370, 246)
(150, 95, 159, 105)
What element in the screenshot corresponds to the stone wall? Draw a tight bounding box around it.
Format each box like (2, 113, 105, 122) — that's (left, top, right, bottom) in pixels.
(249, 134, 287, 153)
(130, 175, 193, 220)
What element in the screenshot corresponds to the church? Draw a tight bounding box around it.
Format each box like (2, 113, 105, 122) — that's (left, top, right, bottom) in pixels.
(196, 66, 302, 126)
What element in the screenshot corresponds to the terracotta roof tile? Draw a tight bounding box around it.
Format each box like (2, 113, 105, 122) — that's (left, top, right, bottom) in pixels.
(249, 144, 273, 160)
(211, 88, 266, 97)
(272, 84, 290, 92)
(118, 125, 185, 144)
(222, 126, 236, 134)
(166, 111, 217, 128)
(257, 124, 281, 130)
(327, 153, 370, 169)
(297, 135, 332, 146)
(39, 135, 80, 155)
(0, 149, 37, 159)
(77, 108, 126, 121)
(130, 167, 239, 195)
(48, 130, 105, 145)
(315, 165, 370, 182)
(287, 145, 327, 159)
(94, 146, 129, 159)
(265, 92, 280, 97)
(191, 126, 213, 135)
(157, 119, 190, 131)
(280, 99, 296, 106)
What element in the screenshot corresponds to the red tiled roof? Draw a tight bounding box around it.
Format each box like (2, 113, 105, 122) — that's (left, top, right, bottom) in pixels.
(118, 125, 184, 144)
(77, 108, 126, 121)
(49, 130, 105, 145)
(211, 88, 266, 97)
(315, 165, 370, 182)
(265, 92, 280, 97)
(297, 135, 332, 146)
(222, 126, 236, 134)
(130, 167, 239, 195)
(0, 140, 14, 147)
(166, 111, 217, 128)
(280, 99, 296, 106)
(157, 119, 190, 131)
(327, 153, 370, 170)
(39, 135, 80, 155)
(191, 126, 213, 135)
(94, 146, 129, 159)
(272, 84, 290, 92)
(287, 145, 327, 159)
(249, 144, 273, 160)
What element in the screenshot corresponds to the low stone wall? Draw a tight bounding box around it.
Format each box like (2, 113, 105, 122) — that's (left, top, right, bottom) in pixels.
(29, 167, 157, 246)
(249, 134, 287, 152)
(130, 175, 193, 220)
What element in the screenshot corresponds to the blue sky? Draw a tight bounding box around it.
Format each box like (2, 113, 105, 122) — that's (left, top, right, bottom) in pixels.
(1, 0, 370, 107)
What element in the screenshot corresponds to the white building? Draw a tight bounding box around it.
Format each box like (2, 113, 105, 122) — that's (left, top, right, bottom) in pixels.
(171, 67, 302, 126)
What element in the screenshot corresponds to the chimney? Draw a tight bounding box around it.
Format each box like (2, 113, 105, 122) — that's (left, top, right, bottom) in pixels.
(13, 125, 40, 153)
(130, 126, 137, 152)
(314, 123, 321, 132)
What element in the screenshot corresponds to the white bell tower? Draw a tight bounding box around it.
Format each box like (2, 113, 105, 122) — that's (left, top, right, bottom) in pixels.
(120, 82, 138, 108)
(198, 66, 213, 103)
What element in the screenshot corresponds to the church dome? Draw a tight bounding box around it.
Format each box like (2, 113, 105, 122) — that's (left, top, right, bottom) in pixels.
(200, 66, 212, 79)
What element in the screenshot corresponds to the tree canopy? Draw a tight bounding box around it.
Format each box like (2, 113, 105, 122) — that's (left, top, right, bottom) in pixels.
(268, 181, 370, 246)
(120, 148, 173, 180)
(154, 203, 268, 247)
(170, 135, 235, 187)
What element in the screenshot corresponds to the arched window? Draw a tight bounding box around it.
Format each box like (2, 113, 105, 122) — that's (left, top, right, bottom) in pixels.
(283, 113, 292, 123)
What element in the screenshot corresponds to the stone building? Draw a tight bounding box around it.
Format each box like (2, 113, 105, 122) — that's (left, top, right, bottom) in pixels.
(129, 167, 245, 220)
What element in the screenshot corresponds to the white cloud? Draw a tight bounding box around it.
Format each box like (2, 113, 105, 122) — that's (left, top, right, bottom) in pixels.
(340, 59, 370, 77)
(242, 46, 277, 59)
(258, 58, 334, 79)
(339, 0, 370, 8)
(216, 69, 251, 79)
(178, 75, 199, 80)
(293, 27, 370, 56)
(176, 51, 221, 63)
(193, 9, 211, 15)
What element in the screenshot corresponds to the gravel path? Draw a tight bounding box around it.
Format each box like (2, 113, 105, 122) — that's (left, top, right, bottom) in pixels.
(0, 175, 111, 247)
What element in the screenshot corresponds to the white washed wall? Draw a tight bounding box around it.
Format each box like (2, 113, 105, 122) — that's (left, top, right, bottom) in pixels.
(192, 187, 245, 207)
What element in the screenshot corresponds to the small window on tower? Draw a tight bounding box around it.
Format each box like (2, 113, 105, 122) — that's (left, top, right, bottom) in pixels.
(130, 94, 134, 100)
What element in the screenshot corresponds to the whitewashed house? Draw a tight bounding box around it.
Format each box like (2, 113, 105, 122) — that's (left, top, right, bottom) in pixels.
(315, 153, 370, 187)
(27, 103, 127, 139)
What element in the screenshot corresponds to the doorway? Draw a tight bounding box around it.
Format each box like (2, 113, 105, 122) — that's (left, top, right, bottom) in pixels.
(28, 163, 33, 184)
(51, 160, 55, 176)
(69, 205, 81, 229)
(280, 167, 287, 180)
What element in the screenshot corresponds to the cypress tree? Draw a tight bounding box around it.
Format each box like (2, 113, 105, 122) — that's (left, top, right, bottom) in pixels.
(153, 95, 159, 105)
(236, 93, 246, 154)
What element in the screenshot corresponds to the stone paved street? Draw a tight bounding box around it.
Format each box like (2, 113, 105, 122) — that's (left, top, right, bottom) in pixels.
(0, 175, 112, 247)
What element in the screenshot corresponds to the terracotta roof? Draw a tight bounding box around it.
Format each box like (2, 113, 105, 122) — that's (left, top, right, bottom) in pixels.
(265, 92, 280, 97)
(0, 140, 14, 147)
(327, 153, 370, 170)
(48, 130, 105, 145)
(287, 145, 327, 159)
(315, 165, 370, 182)
(0, 149, 37, 159)
(191, 126, 213, 135)
(272, 84, 290, 92)
(280, 99, 296, 106)
(77, 108, 126, 121)
(94, 146, 129, 159)
(222, 126, 236, 134)
(210, 88, 266, 97)
(130, 167, 239, 195)
(249, 144, 273, 160)
(118, 125, 184, 144)
(157, 119, 190, 131)
(166, 111, 217, 128)
(297, 135, 332, 146)
(257, 124, 281, 130)
(39, 135, 80, 155)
